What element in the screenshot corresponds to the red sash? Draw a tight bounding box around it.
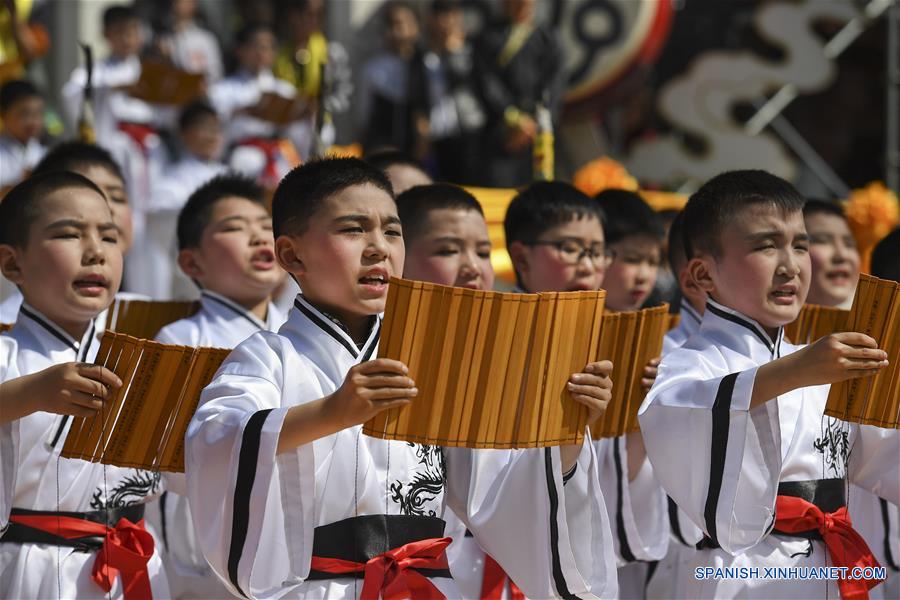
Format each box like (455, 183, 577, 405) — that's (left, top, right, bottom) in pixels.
(774, 495, 883, 600)
(117, 122, 158, 156)
(481, 554, 525, 600)
(309, 536, 451, 599)
(9, 513, 154, 600)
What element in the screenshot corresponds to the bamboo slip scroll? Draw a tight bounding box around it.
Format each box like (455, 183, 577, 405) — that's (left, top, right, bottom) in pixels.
(60, 332, 230, 472)
(128, 60, 205, 106)
(784, 304, 849, 345)
(363, 278, 607, 448)
(591, 304, 670, 439)
(104, 298, 200, 341)
(825, 274, 900, 429)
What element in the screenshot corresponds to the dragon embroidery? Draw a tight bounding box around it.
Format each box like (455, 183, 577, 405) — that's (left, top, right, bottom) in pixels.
(813, 417, 849, 477)
(90, 470, 161, 509)
(390, 444, 446, 517)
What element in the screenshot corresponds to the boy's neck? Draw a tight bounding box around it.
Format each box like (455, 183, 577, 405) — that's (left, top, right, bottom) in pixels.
(204, 289, 270, 322)
(301, 296, 375, 345)
(27, 305, 93, 343)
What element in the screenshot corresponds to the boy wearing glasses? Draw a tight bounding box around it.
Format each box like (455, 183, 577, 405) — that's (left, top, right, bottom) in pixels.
(592, 189, 670, 597)
(399, 181, 618, 598)
(506, 181, 669, 597)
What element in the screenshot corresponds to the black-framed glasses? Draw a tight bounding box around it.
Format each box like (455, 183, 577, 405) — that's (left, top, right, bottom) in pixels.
(523, 239, 615, 266)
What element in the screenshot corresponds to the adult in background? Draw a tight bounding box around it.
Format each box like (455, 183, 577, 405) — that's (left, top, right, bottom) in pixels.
(473, 0, 565, 187)
(357, 1, 429, 158)
(274, 0, 352, 159)
(422, 0, 485, 185)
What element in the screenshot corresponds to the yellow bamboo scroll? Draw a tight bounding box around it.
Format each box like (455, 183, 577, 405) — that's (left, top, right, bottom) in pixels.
(591, 304, 669, 439)
(60, 332, 230, 472)
(104, 298, 200, 340)
(363, 278, 607, 448)
(784, 304, 850, 345)
(825, 274, 900, 429)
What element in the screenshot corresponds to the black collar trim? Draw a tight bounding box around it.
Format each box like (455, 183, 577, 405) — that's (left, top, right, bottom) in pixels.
(19, 305, 78, 352)
(705, 301, 777, 354)
(201, 291, 266, 330)
(294, 297, 360, 359)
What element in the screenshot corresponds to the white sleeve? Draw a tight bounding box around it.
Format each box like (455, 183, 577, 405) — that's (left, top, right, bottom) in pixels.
(849, 424, 900, 507)
(0, 337, 20, 530)
(444, 434, 618, 599)
(595, 435, 669, 565)
(185, 336, 314, 599)
(638, 352, 782, 555)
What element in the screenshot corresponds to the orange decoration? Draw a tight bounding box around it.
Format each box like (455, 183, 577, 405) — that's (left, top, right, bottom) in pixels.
(844, 182, 899, 273)
(572, 157, 639, 196)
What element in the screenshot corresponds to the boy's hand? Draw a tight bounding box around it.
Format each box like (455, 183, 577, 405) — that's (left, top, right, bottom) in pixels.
(568, 360, 613, 424)
(27, 363, 121, 418)
(640, 357, 660, 392)
(326, 359, 418, 429)
(794, 332, 888, 386)
(752, 332, 889, 409)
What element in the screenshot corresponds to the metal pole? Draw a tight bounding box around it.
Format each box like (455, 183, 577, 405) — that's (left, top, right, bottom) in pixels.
(887, 2, 899, 191)
(745, 0, 894, 136)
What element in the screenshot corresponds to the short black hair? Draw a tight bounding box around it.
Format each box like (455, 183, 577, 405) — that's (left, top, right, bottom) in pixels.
(365, 149, 427, 174)
(504, 181, 604, 245)
(177, 174, 266, 250)
(871, 228, 900, 283)
(384, 1, 419, 23)
(683, 170, 805, 259)
(32, 141, 126, 183)
(666, 210, 687, 274)
(103, 5, 139, 29)
(594, 189, 664, 245)
(234, 22, 273, 47)
(430, 0, 462, 15)
(0, 171, 106, 248)
(178, 101, 218, 132)
(396, 183, 483, 244)
(0, 79, 41, 113)
(803, 198, 847, 221)
(272, 157, 394, 237)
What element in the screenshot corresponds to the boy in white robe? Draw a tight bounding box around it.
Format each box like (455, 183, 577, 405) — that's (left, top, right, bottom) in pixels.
(399, 183, 605, 599)
(146, 102, 227, 300)
(639, 169, 900, 599)
(208, 24, 300, 188)
(0, 79, 46, 189)
(147, 174, 286, 599)
(185, 158, 619, 598)
(644, 210, 705, 599)
(803, 200, 899, 599)
(0, 172, 169, 598)
(507, 184, 668, 598)
(61, 6, 169, 298)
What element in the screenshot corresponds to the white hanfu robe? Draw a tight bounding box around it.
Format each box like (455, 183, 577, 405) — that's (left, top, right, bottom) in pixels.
(639, 298, 900, 598)
(62, 55, 172, 299)
(208, 69, 298, 184)
(646, 299, 704, 600)
(850, 485, 900, 600)
(0, 134, 46, 188)
(0, 304, 169, 599)
(186, 294, 618, 599)
(148, 290, 284, 599)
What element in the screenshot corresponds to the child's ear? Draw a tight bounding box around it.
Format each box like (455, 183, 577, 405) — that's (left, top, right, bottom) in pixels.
(275, 236, 305, 275)
(177, 248, 204, 280)
(0, 245, 24, 285)
(508, 241, 530, 278)
(687, 257, 715, 294)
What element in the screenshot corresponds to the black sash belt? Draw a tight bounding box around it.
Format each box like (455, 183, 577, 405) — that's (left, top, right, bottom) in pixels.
(697, 478, 846, 550)
(306, 514, 452, 580)
(0, 504, 145, 552)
